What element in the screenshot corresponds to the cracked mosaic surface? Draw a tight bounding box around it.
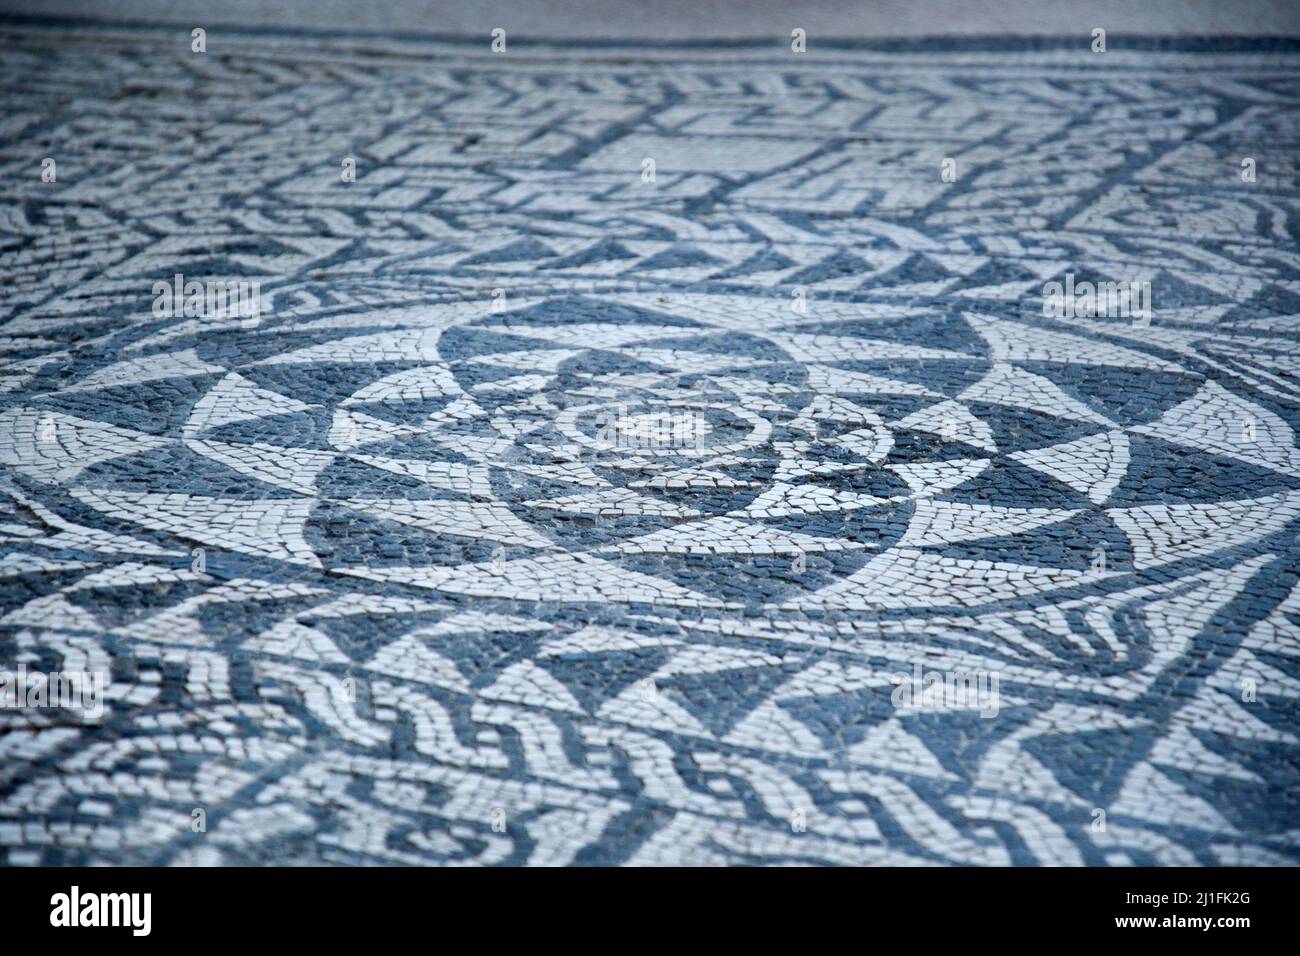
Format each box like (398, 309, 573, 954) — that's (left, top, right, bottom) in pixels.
(1, 25, 1299, 866)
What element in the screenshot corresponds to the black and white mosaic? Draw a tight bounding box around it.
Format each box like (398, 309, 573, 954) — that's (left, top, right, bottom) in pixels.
(1, 24, 1299, 865)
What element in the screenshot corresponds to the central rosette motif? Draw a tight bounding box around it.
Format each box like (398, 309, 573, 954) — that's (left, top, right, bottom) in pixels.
(558, 399, 767, 458)
(417, 302, 917, 599)
(320, 296, 1149, 609)
(477, 334, 795, 517)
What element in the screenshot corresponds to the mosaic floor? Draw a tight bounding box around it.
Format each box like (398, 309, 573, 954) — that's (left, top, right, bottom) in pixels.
(2, 24, 1299, 866)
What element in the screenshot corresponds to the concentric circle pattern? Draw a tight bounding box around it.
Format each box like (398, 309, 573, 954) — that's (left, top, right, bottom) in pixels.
(1, 25, 1299, 866)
